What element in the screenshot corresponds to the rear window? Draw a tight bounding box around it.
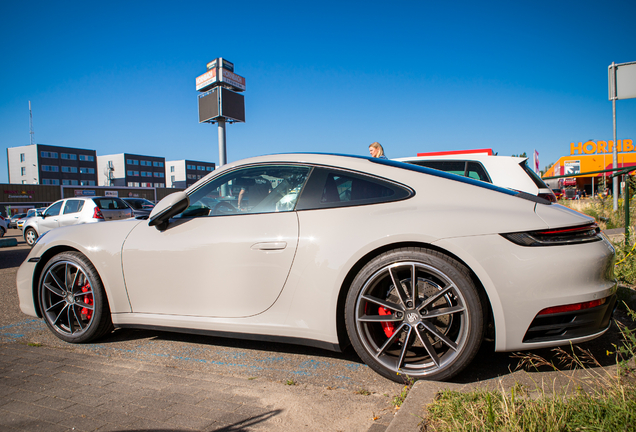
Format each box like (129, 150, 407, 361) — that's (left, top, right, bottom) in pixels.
(93, 198, 129, 210)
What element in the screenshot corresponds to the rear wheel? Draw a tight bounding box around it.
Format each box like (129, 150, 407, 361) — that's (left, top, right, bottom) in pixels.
(345, 248, 485, 382)
(38, 252, 113, 343)
(24, 227, 37, 246)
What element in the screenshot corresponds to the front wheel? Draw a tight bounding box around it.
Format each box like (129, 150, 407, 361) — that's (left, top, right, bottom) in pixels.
(345, 248, 485, 382)
(24, 227, 38, 246)
(38, 252, 113, 343)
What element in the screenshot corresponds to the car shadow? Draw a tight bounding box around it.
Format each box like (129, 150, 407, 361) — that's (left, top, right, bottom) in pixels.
(92, 291, 635, 384)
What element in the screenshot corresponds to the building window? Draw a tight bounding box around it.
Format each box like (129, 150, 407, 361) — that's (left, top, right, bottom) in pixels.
(61, 153, 77, 160)
(78, 155, 94, 162)
(154, 183, 165, 188)
(126, 159, 139, 165)
(20, 153, 25, 162)
(42, 165, 59, 172)
(153, 161, 164, 167)
(41, 151, 58, 158)
(80, 180, 95, 186)
(42, 179, 60, 185)
(79, 167, 95, 174)
(22, 180, 27, 184)
(187, 164, 194, 170)
(170, 166, 175, 172)
(171, 175, 175, 182)
(62, 179, 79, 185)
(21, 167, 26, 175)
(62, 166, 78, 173)
(153, 172, 165, 178)
(207, 166, 214, 171)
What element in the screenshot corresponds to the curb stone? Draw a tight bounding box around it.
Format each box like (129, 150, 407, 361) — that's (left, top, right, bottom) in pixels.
(381, 365, 622, 432)
(0, 237, 18, 247)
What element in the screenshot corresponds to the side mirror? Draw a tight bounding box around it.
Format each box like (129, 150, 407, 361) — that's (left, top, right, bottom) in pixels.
(148, 192, 189, 230)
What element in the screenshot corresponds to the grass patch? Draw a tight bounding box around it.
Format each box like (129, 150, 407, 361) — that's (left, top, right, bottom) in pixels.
(26, 342, 42, 347)
(423, 305, 636, 431)
(284, 379, 297, 386)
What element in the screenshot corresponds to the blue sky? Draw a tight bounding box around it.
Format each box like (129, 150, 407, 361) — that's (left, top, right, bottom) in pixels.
(1, 0, 635, 183)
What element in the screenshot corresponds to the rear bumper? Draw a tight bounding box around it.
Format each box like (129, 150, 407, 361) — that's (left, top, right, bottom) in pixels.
(523, 294, 617, 343)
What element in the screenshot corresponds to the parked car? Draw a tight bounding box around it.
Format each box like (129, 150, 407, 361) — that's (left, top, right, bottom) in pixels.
(17, 208, 45, 231)
(394, 154, 557, 202)
(9, 213, 27, 229)
(122, 197, 155, 219)
(17, 154, 616, 382)
(0, 215, 7, 237)
(22, 197, 132, 246)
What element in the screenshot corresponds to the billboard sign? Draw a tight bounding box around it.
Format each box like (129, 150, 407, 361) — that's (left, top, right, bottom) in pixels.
(609, 61, 636, 100)
(198, 88, 245, 123)
(219, 69, 246, 92)
(196, 68, 218, 92)
(564, 160, 581, 175)
(207, 58, 234, 72)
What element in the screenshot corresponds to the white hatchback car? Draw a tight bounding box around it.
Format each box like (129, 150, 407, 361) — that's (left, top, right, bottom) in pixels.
(395, 154, 557, 202)
(23, 196, 132, 246)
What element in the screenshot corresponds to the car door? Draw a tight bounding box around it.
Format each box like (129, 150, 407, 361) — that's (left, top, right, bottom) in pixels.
(121, 164, 312, 318)
(37, 200, 65, 234)
(58, 199, 85, 227)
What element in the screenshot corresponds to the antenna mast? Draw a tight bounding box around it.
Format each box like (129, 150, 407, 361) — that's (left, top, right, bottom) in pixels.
(29, 101, 35, 145)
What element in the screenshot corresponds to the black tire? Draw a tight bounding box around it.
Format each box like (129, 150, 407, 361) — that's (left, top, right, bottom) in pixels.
(0, 226, 5, 237)
(38, 252, 113, 343)
(345, 247, 485, 382)
(24, 227, 38, 246)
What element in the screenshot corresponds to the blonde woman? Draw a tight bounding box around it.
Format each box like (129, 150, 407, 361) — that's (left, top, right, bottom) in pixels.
(369, 142, 387, 159)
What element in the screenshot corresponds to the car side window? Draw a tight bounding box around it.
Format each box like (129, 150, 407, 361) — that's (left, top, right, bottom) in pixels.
(45, 201, 64, 217)
(63, 200, 84, 214)
(295, 168, 412, 210)
(466, 162, 490, 182)
(177, 165, 312, 218)
(321, 173, 394, 203)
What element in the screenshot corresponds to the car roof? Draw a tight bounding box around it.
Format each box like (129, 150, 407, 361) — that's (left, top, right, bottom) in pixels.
(393, 154, 543, 194)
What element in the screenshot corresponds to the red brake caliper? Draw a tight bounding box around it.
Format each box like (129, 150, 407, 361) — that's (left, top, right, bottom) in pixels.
(80, 281, 93, 321)
(378, 307, 396, 338)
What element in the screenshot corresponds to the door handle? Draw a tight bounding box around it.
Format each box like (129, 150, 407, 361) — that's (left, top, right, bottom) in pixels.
(251, 242, 287, 251)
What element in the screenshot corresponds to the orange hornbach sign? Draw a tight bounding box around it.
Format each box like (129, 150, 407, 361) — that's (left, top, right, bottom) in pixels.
(570, 139, 634, 155)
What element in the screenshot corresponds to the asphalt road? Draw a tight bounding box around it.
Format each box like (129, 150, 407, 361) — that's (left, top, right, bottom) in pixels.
(1, 227, 632, 431)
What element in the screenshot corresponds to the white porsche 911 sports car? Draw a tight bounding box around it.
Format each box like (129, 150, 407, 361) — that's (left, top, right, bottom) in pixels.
(16, 154, 617, 382)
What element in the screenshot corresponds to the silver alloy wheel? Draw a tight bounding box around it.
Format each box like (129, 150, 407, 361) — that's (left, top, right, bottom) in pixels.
(40, 260, 95, 338)
(24, 228, 37, 246)
(354, 261, 470, 378)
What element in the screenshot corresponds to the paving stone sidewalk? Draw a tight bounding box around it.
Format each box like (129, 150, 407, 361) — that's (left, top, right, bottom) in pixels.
(0, 343, 393, 432)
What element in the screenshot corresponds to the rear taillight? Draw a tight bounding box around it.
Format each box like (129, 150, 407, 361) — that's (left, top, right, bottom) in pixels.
(92, 207, 104, 220)
(538, 298, 606, 315)
(501, 222, 602, 246)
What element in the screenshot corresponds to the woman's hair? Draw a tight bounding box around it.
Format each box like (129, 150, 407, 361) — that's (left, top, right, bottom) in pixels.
(369, 142, 384, 157)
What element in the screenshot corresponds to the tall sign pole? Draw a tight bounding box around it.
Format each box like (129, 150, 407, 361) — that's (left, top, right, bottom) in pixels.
(196, 58, 246, 168)
(611, 62, 618, 211)
(218, 118, 227, 166)
(608, 60, 636, 211)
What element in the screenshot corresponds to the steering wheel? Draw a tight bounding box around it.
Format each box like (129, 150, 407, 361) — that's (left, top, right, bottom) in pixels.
(213, 201, 237, 215)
